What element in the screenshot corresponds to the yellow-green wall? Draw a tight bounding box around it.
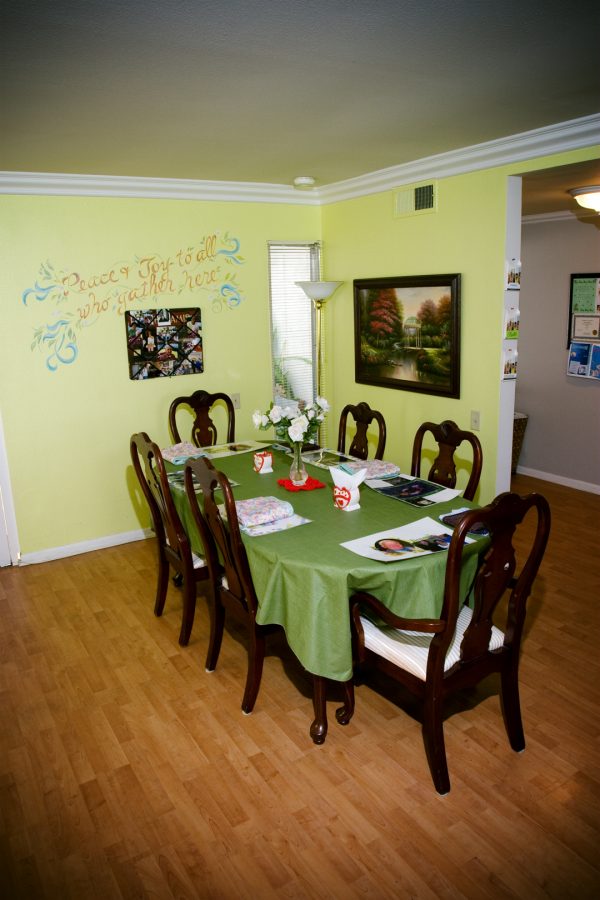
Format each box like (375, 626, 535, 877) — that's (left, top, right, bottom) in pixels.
(322, 146, 600, 499)
(1, 145, 597, 557)
(1, 196, 320, 553)
(323, 168, 508, 496)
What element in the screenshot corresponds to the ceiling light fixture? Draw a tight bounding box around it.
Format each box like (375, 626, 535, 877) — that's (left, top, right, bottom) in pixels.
(293, 176, 316, 190)
(568, 185, 600, 213)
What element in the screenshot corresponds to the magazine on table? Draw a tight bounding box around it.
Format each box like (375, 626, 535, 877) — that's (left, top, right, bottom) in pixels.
(167, 471, 240, 492)
(439, 507, 489, 536)
(365, 473, 461, 507)
(301, 448, 357, 469)
(341, 516, 474, 563)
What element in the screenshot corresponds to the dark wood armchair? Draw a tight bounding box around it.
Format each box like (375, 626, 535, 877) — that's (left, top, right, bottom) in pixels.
(130, 432, 209, 646)
(345, 491, 550, 793)
(411, 419, 482, 501)
(169, 389, 235, 448)
(337, 401, 387, 460)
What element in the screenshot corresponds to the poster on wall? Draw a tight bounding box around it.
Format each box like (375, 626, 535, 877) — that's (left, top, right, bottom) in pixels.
(125, 308, 203, 379)
(567, 342, 591, 377)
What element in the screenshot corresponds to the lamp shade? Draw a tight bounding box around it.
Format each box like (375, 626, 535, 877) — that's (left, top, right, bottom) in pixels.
(569, 186, 600, 213)
(295, 280, 343, 301)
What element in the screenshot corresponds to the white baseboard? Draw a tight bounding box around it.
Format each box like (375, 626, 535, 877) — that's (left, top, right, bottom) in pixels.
(19, 528, 152, 566)
(516, 466, 600, 495)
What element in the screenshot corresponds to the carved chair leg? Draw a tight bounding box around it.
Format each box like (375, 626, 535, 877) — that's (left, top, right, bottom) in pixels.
(178, 578, 196, 647)
(500, 659, 525, 751)
(422, 694, 450, 795)
(241, 628, 266, 714)
(335, 679, 355, 725)
(205, 598, 225, 672)
(154, 551, 169, 617)
(310, 675, 328, 744)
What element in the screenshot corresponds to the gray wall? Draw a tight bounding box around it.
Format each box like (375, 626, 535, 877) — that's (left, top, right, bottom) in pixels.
(516, 215, 600, 490)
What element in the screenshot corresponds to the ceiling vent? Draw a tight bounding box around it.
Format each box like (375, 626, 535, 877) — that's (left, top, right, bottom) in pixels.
(393, 180, 438, 218)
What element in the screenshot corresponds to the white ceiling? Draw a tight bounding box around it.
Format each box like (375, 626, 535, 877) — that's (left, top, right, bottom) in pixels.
(2, 0, 599, 209)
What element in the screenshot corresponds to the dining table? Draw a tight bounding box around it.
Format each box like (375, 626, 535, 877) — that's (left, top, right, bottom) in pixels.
(168, 442, 482, 743)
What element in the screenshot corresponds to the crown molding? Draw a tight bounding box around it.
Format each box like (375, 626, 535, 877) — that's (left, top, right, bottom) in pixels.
(318, 114, 600, 203)
(522, 210, 597, 225)
(0, 171, 320, 205)
(1, 113, 598, 204)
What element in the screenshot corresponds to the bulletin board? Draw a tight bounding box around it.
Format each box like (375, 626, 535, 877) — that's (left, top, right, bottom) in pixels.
(125, 308, 203, 380)
(566, 274, 600, 381)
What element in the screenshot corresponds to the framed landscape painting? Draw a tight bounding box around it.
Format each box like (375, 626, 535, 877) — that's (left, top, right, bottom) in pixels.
(354, 274, 461, 398)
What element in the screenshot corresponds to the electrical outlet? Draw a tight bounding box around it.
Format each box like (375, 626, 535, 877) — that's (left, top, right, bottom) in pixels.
(231, 393, 241, 409)
(470, 410, 480, 431)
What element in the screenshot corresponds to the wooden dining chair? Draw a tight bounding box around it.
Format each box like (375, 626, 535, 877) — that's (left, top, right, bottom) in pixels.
(168, 389, 236, 448)
(130, 432, 209, 646)
(344, 491, 551, 794)
(184, 455, 279, 713)
(337, 401, 387, 460)
(411, 419, 483, 500)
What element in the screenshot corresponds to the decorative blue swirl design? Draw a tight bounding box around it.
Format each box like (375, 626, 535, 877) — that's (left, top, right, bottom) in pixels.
(220, 282, 242, 308)
(38, 319, 78, 370)
(217, 236, 244, 265)
(22, 281, 58, 305)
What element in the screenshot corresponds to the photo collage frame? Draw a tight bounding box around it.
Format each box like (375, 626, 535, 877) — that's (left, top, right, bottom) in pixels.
(125, 308, 203, 380)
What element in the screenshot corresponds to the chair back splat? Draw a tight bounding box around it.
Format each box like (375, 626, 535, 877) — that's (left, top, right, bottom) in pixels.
(169, 389, 235, 448)
(185, 456, 267, 713)
(130, 432, 208, 646)
(349, 490, 551, 794)
(337, 401, 387, 460)
(411, 419, 482, 501)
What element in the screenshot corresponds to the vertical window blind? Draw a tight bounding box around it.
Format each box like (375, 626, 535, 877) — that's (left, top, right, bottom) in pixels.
(268, 242, 321, 406)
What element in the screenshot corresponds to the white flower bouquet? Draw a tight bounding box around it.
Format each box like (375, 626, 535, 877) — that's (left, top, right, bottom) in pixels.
(252, 397, 329, 447)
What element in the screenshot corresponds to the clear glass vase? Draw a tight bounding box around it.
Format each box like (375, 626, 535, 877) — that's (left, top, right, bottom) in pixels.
(289, 441, 308, 486)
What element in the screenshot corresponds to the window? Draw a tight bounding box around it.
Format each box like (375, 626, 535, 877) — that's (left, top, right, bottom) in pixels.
(268, 242, 321, 405)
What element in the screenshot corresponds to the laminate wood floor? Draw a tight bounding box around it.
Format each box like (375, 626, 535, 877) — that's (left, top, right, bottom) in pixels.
(1, 475, 599, 899)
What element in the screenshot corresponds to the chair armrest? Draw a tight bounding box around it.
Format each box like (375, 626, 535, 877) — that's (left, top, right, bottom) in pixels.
(350, 591, 445, 634)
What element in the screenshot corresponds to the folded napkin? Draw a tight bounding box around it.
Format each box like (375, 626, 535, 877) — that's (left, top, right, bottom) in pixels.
(277, 476, 326, 492)
(234, 496, 294, 527)
(341, 459, 400, 478)
(161, 441, 206, 464)
(330, 465, 367, 511)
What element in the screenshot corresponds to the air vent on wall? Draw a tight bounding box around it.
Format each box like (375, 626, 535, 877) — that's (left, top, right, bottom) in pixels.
(393, 180, 438, 218)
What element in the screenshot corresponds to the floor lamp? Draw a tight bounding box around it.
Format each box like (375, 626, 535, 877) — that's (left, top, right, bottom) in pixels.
(296, 280, 343, 444)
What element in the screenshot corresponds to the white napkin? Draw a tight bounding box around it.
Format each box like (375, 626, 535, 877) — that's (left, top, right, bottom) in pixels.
(330, 465, 367, 511)
(161, 442, 206, 464)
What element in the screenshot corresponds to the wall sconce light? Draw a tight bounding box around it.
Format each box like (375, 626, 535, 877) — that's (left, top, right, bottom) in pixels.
(568, 186, 600, 213)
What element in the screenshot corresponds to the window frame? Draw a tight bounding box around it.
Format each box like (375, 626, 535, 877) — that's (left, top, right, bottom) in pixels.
(267, 241, 321, 406)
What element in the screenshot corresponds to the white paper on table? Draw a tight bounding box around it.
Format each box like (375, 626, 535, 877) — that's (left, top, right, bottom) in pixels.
(201, 440, 272, 459)
(340, 516, 473, 563)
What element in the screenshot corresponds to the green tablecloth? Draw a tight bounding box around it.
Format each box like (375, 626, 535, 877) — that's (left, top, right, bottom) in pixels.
(170, 447, 481, 682)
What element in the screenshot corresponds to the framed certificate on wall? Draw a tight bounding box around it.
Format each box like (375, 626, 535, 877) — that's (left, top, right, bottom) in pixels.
(567, 273, 600, 347)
